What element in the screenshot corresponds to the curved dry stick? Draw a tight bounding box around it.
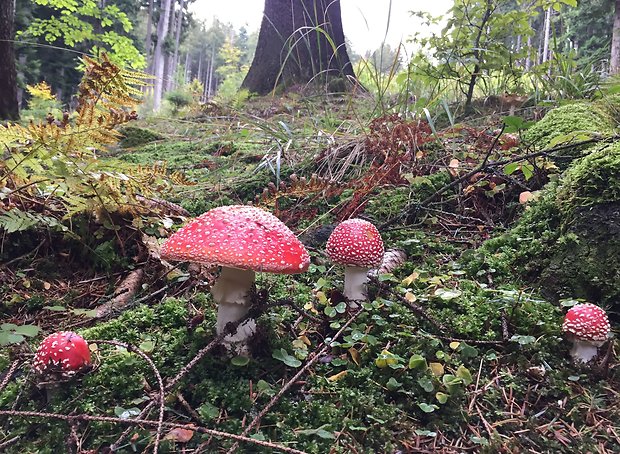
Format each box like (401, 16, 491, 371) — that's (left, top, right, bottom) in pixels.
(0, 361, 20, 395)
(0, 410, 308, 454)
(93, 340, 165, 454)
(225, 307, 365, 454)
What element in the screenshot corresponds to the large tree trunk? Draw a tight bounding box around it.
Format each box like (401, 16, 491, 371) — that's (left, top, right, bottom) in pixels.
(611, 0, 620, 75)
(152, 0, 173, 111)
(0, 0, 19, 120)
(242, 0, 355, 95)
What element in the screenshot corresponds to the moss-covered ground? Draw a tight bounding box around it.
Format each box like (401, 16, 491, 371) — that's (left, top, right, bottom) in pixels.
(1, 94, 619, 453)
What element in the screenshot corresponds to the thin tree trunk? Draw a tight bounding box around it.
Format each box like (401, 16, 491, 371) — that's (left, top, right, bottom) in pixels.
(611, 0, 620, 74)
(207, 48, 214, 98)
(525, 34, 532, 70)
(153, 0, 173, 111)
(171, 0, 185, 88)
(464, 0, 493, 114)
(542, 6, 551, 63)
(184, 52, 190, 83)
(145, 0, 154, 72)
(0, 0, 19, 120)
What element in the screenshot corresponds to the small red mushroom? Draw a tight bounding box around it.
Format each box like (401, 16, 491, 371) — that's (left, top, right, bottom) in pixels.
(161, 205, 309, 351)
(326, 218, 384, 306)
(33, 331, 91, 377)
(562, 303, 611, 364)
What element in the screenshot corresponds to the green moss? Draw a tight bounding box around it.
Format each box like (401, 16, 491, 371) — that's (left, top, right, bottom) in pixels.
(523, 101, 614, 149)
(466, 142, 620, 307)
(118, 126, 164, 148)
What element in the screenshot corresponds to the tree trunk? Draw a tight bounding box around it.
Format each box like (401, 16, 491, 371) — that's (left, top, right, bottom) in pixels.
(611, 0, 620, 75)
(464, 0, 493, 115)
(542, 6, 551, 63)
(171, 0, 185, 88)
(145, 0, 154, 72)
(242, 0, 355, 95)
(0, 0, 19, 120)
(152, 0, 173, 110)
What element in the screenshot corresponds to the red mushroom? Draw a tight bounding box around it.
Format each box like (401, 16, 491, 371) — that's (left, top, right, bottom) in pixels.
(562, 303, 611, 363)
(161, 205, 310, 351)
(33, 331, 91, 377)
(325, 218, 384, 306)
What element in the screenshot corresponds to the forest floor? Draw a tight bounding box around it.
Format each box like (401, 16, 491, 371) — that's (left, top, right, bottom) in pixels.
(1, 92, 619, 453)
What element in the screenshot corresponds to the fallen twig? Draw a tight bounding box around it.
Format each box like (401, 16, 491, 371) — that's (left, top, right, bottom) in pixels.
(94, 269, 145, 319)
(93, 340, 166, 454)
(0, 410, 308, 454)
(225, 307, 365, 454)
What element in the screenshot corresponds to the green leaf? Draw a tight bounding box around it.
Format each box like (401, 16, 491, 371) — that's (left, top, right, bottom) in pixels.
(418, 375, 434, 392)
(197, 402, 220, 420)
(503, 115, 525, 133)
(456, 365, 473, 386)
(386, 377, 402, 391)
(408, 354, 428, 371)
(504, 162, 520, 175)
(509, 335, 536, 345)
(231, 356, 250, 367)
(13, 325, 40, 337)
(272, 348, 302, 368)
(436, 392, 449, 404)
(418, 402, 438, 413)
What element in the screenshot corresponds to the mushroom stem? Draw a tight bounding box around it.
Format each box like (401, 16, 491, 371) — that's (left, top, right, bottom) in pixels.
(569, 338, 604, 364)
(343, 266, 370, 306)
(211, 267, 257, 349)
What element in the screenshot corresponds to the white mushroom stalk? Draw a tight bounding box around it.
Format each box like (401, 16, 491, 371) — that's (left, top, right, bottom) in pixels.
(326, 219, 384, 307)
(562, 303, 610, 364)
(211, 267, 257, 344)
(160, 205, 310, 355)
(343, 265, 371, 302)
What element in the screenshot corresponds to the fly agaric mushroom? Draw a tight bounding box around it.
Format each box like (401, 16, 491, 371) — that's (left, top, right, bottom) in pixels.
(161, 205, 310, 351)
(562, 303, 611, 364)
(326, 218, 384, 306)
(33, 331, 91, 377)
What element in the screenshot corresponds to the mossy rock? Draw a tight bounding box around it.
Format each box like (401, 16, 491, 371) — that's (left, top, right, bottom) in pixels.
(523, 101, 614, 149)
(118, 126, 164, 148)
(466, 141, 620, 309)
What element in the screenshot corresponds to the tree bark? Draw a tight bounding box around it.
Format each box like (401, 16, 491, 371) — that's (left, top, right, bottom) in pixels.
(0, 0, 19, 120)
(153, 0, 173, 110)
(145, 0, 154, 72)
(542, 6, 551, 63)
(464, 0, 493, 115)
(171, 0, 185, 89)
(242, 0, 356, 95)
(611, 0, 620, 75)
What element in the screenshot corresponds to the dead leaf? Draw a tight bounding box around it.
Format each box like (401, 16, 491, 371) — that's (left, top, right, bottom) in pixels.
(348, 347, 360, 366)
(519, 191, 534, 204)
(448, 158, 460, 177)
(164, 427, 195, 443)
(327, 370, 348, 382)
(429, 362, 445, 377)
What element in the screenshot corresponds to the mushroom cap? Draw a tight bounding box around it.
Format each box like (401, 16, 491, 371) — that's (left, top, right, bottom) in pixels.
(326, 218, 384, 268)
(562, 303, 610, 342)
(161, 205, 310, 274)
(33, 331, 91, 376)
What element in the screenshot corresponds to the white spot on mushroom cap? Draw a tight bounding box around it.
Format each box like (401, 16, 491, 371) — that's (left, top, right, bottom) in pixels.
(160, 205, 310, 274)
(562, 303, 610, 342)
(326, 218, 384, 267)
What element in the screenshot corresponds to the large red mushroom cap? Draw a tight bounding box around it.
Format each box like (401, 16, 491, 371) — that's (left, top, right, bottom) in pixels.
(161, 205, 309, 274)
(326, 219, 384, 268)
(562, 303, 610, 342)
(33, 331, 91, 376)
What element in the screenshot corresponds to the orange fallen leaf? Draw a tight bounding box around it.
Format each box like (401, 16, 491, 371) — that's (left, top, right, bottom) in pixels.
(164, 427, 195, 443)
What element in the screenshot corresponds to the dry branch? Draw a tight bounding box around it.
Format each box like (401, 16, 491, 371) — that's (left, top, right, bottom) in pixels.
(94, 269, 145, 319)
